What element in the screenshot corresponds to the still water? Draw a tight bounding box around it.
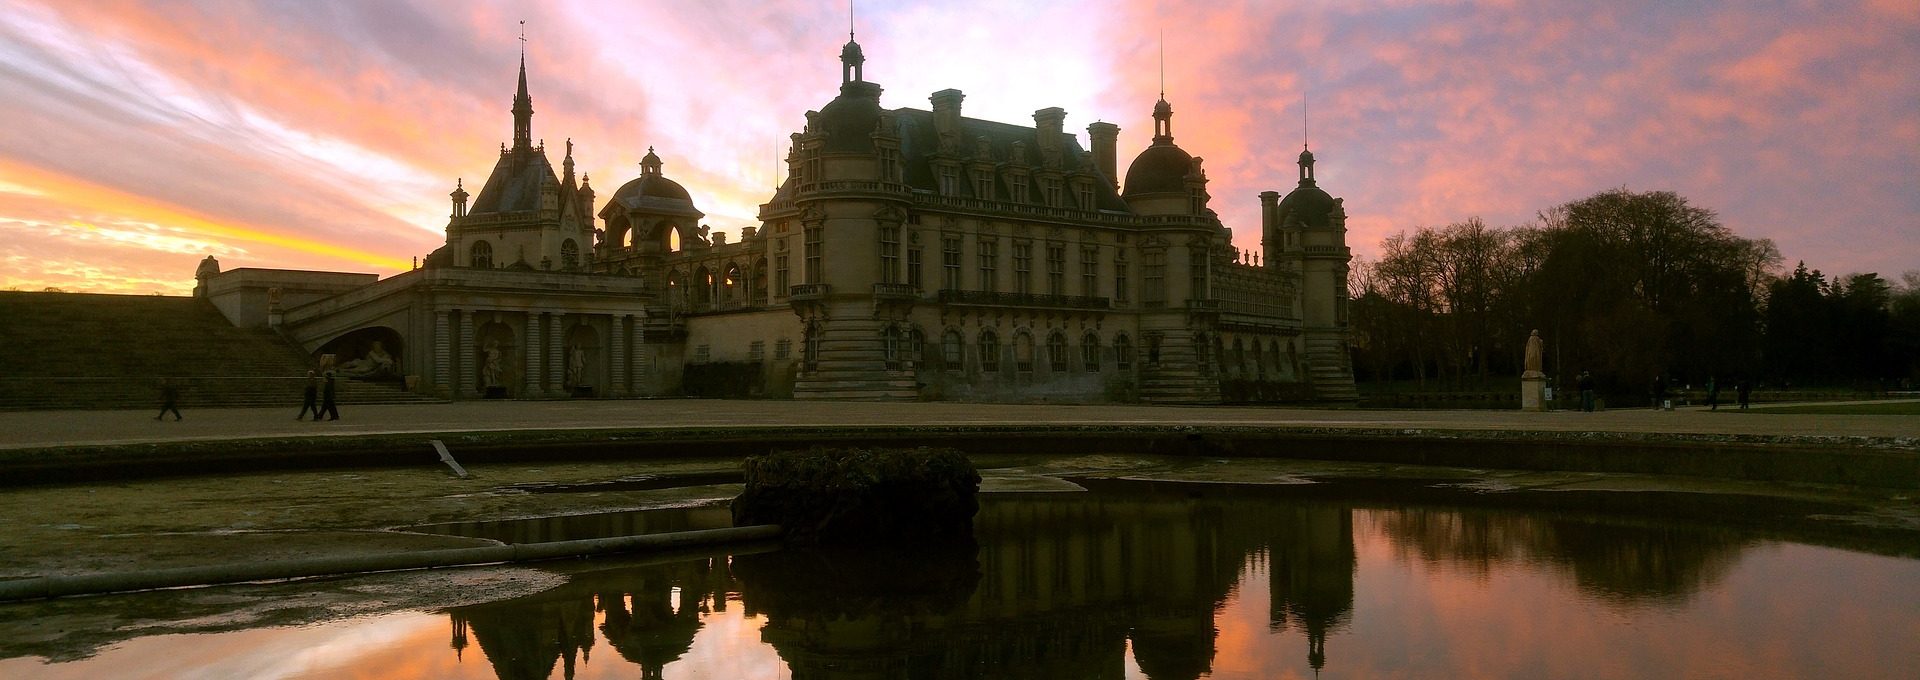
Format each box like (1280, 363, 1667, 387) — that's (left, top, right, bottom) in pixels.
(4, 479, 1917, 679)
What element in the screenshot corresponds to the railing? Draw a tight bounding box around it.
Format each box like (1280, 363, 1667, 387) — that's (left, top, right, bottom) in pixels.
(872, 283, 917, 300)
(788, 283, 831, 300)
(936, 289, 1110, 310)
(1186, 300, 1221, 312)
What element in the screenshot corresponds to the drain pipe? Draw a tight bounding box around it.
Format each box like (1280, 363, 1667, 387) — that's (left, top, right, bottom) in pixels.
(0, 524, 781, 602)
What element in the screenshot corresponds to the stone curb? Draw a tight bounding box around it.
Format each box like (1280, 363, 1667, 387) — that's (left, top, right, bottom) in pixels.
(0, 524, 782, 602)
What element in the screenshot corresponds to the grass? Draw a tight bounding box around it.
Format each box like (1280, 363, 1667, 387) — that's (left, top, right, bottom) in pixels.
(1731, 401, 1920, 415)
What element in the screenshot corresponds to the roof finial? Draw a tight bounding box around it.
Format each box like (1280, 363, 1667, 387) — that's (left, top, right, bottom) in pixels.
(850, 0, 856, 41)
(1303, 97, 1309, 151)
(1158, 29, 1165, 99)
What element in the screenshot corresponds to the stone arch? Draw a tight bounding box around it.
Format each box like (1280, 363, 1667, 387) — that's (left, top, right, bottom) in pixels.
(1082, 331, 1101, 372)
(315, 326, 403, 381)
(691, 266, 713, 308)
(561, 239, 580, 270)
(666, 270, 686, 309)
(941, 328, 964, 371)
(722, 262, 744, 305)
(1013, 330, 1036, 372)
(1232, 337, 1247, 378)
(1114, 333, 1134, 370)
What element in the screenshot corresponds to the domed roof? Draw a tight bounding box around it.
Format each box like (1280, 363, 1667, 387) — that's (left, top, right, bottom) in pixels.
(1279, 184, 1336, 228)
(815, 81, 884, 153)
(612, 174, 690, 202)
(1122, 142, 1194, 197)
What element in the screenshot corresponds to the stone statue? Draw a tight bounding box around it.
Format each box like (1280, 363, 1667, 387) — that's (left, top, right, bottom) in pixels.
(1523, 329, 1545, 378)
(480, 340, 502, 388)
(336, 340, 395, 379)
(566, 345, 586, 387)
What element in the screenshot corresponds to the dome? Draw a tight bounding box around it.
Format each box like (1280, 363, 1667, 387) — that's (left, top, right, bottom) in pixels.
(612, 174, 690, 202)
(815, 81, 884, 153)
(1122, 143, 1194, 197)
(1279, 185, 1336, 228)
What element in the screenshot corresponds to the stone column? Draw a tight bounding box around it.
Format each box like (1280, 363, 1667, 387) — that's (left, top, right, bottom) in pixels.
(610, 314, 628, 396)
(433, 310, 451, 397)
(458, 310, 475, 397)
(547, 312, 564, 395)
(525, 312, 542, 397)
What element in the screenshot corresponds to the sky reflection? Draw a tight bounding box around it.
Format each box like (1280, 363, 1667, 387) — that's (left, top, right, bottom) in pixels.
(5, 489, 1917, 679)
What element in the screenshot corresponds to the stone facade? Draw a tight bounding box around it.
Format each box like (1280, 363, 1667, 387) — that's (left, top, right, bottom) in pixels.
(206, 36, 1356, 404)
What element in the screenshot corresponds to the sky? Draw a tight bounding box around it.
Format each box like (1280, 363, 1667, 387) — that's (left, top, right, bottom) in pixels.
(0, 0, 1914, 295)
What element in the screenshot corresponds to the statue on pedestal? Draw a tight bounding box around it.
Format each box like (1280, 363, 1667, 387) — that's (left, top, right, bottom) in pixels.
(1523, 329, 1545, 379)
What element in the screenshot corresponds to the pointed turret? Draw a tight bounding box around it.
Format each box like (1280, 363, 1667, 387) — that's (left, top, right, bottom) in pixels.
(512, 52, 533, 151)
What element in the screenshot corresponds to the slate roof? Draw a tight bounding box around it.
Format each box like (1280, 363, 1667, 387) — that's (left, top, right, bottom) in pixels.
(890, 108, 1133, 212)
(468, 149, 559, 215)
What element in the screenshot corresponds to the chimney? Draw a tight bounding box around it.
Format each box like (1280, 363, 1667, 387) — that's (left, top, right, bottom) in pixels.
(931, 89, 965, 152)
(1088, 121, 1120, 191)
(1033, 107, 1066, 168)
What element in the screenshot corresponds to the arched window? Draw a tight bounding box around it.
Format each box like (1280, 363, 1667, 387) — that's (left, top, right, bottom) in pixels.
(1082, 332, 1101, 372)
(979, 330, 1000, 372)
(1046, 331, 1068, 372)
(666, 271, 685, 307)
(942, 330, 963, 370)
(1252, 340, 1266, 379)
(883, 325, 903, 370)
(908, 327, 925, 371)
(692, 267, 713, 307)
(1014, 331, 1035, 372)
(470, 240, 493, 269)
(561, 239, 579, 270)
(723, 264, 742, 303)
(802, 321, 821, 371)
(1115, 334, 1133, 370)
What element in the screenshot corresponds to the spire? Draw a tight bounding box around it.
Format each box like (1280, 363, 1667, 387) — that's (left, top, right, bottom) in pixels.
(562, 137, 576, 185)
(512, 21, 533, 151)
(1152, 31, 1174, 143)
(840, 2, 865, 84)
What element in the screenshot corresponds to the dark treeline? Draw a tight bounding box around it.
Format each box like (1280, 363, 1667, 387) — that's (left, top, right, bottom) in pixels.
(1349, 188, 1920, 400)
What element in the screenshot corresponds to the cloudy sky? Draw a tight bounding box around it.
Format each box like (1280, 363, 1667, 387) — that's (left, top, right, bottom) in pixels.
(0, 0, 1913, 294)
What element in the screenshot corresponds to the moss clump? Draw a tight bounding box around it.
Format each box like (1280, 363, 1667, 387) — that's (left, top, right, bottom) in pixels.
(730, 446, 981, 544)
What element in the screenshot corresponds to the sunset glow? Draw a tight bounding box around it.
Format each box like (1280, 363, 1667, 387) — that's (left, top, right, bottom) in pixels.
(1, 0, 1913, 294)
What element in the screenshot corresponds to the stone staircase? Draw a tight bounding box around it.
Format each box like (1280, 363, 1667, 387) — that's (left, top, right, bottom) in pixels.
(0, 292, 442, 411)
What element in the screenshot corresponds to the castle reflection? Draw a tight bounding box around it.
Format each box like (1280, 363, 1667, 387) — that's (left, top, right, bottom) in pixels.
(443, 481, 1754, 679)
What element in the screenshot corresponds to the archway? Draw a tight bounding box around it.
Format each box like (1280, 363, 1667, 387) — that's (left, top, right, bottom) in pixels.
(474, 321, 518, 397)
(316, 326, 404, 381)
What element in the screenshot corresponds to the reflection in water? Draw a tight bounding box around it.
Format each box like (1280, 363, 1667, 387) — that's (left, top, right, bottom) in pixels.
(9, 481, 1917, 679)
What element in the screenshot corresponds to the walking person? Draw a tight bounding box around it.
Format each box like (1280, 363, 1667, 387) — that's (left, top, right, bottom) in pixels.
(1577, 371, 1596, 412)
(155, 377, 182, 421)
(1706, 376, 1720, 411)
(296, 370, 319, 420)
(318, 371, 340, 421)
(1736, 379, 1752, 410)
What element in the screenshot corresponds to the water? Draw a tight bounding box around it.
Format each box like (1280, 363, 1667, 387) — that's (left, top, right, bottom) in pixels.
(3, 479, 1916, 679)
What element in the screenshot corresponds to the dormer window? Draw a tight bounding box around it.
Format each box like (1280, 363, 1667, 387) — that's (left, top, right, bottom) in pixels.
(1042, 177, 1063, 207)
(938, 164, 958, 195)
(1076, 181, 1095, 209)
(1009, 175, 1030, 203)
(973, 169, 995, 199)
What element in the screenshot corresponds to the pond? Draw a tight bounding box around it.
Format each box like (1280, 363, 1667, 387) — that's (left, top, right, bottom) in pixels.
(2, 477, 1915, 679)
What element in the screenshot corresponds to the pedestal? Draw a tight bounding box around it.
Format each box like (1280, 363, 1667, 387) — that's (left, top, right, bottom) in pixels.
(1520, 374, 1548, 412)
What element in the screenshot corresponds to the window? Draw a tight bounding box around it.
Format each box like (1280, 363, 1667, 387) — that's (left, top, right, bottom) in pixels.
(1147, 333, 1163, 367)
(1009, 176, 1029, 203)
(942, 330, 963, 370)
(775, 338, 792, 360)
(879, 226, 900, 284)
(1189, 247, 1208, 299)
(1047, 332, 1068, 372)
(803, 225, 823, 283)
(470, 240, 493, 269)
(1115, 334, 1133, 370)
(977, 239, 998, 292)
(883, 326, 903, 370)
(938, 164, 958, 195)
(974, 171, 994, 199)
(1014, 332, 1035, 372)
(907, 247, 923, 289)
(748, 340, 765, 362)
(979, 330, 1000, 372)
(1114, 250, 1130, 303)
(561, 239, 579, 270)
(1046, 244, 1066, 296)
(1042, 177, 1063, 207)
(942, 236, 962, 289)
(882, 148, 901, 182)
(1142, 250, 1166, 306)
(1080, 246, 1099, 296)
(1188, 186, 1205, 214)
(694, 345, 711, 363)
(775, 254, 790, 295)
(802, 323, 821, 371)
(1013, 242, 1032, 295)
(753, 258, 769, 303)
(805, 151, 822, 186)
(1076, 182, 1095, 209)
(1082, 333, 1101, 372)
(908, 327, 925, 368)
(1195, 333, 1213, 375)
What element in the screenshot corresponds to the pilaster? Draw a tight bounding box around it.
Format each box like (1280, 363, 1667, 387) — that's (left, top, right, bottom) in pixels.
(434, 310, 451, 397)
(525, 312, 542, 397)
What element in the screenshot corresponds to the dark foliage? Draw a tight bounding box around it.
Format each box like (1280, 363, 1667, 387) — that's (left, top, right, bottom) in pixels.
(731, 446, 982, 544)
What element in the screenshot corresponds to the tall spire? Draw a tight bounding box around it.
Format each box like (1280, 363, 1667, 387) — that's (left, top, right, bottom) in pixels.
(512, 21, 533, 151)
(1152, 32, 1173, 144)
(840, 1, 865, 84)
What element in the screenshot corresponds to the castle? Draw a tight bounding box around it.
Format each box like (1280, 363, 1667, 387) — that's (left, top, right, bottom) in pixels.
(198, 34, 1356, 403)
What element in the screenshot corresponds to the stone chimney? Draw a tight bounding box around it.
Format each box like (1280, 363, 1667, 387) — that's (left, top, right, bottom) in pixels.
(1034, 107, 1066, 168)
(1088, 121, 1120, 191)
(713, 231, 728, 246)
(931, 89, 965, 153)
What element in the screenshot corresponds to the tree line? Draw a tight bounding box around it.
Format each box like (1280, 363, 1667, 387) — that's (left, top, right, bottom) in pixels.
(1347, 188, 1920, 400)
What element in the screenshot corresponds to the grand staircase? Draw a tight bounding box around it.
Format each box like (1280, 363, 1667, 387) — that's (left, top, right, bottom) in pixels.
(0, 292, 442, 411)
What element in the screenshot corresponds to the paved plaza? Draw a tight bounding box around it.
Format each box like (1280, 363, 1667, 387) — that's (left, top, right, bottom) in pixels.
(4, 399, 1916, 451)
